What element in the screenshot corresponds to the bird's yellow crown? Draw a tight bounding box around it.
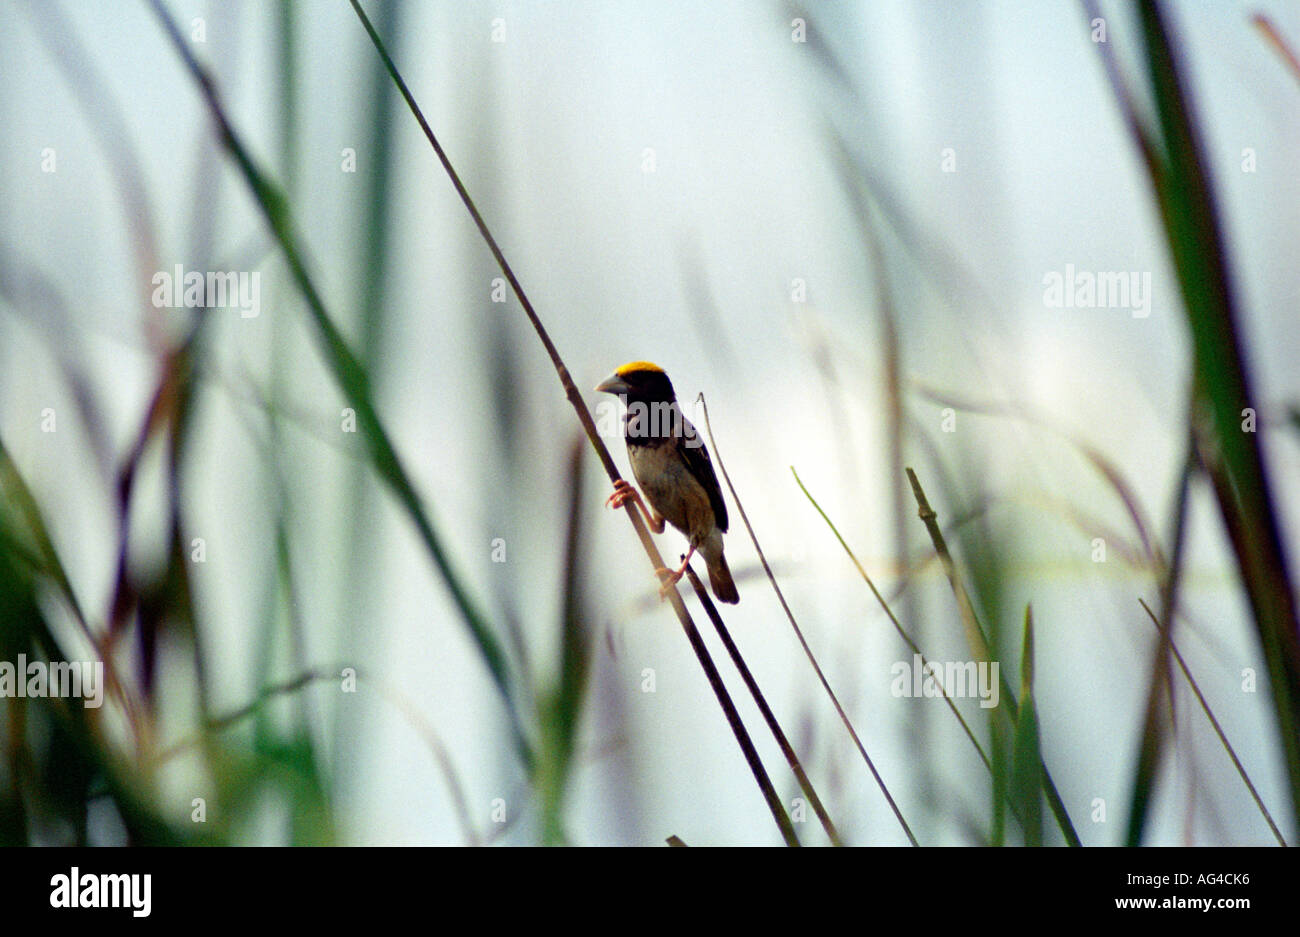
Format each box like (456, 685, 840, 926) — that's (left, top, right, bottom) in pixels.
(615, 360, 664, 376)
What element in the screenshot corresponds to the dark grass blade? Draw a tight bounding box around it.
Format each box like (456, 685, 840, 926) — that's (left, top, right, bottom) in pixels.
(684, 565, 846, 846)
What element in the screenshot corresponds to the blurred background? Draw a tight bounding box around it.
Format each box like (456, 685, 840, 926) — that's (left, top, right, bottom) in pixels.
(1, 0, 1298, 846)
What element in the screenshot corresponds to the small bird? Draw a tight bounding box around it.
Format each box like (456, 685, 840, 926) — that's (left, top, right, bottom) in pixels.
(595, 361, 739, 604)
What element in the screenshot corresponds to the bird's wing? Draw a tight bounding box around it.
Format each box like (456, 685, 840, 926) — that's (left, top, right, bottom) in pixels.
(678, 418, 728, 533)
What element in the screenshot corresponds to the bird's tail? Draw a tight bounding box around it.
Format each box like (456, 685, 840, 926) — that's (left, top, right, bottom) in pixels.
(707, 553, 740, 604)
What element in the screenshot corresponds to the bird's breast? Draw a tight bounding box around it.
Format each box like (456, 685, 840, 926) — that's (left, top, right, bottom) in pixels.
(628, 439, 716, 546)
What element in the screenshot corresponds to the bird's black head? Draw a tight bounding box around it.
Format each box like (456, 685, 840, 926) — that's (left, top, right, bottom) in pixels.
(594, 361, 677, 405)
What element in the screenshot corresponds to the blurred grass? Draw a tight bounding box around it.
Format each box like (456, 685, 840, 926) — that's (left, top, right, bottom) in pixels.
(0, 448, 206, 844)
(144, 0, 535, 777)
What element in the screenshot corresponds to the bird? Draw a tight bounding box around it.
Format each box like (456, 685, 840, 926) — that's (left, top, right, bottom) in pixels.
(595, 361, 739, 604)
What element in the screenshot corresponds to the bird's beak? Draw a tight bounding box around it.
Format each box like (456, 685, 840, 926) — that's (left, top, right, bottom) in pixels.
(595, 372, 630, 395)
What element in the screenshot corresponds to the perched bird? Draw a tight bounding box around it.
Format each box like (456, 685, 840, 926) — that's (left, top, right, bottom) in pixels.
(595, 361, 739, 604)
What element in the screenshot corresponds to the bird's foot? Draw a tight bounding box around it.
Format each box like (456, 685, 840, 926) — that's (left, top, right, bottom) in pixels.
(654, 566, 682, 599)
(605, 479, 641, 511)
(654, 550, 695, 599)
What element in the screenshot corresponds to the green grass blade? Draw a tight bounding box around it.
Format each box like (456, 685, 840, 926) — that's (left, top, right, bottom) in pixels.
(538, 438, 593, 845)
(1011, 605, 1042, 846)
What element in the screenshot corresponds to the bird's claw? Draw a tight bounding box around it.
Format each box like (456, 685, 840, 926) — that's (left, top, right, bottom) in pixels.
(605, 479, 639, 511)
(653, 553, 693, 599)
(655, 567, 682, 599)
